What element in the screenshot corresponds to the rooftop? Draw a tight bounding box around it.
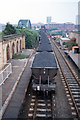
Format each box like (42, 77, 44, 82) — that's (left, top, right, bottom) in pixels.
(60, 37, 70, 41)
(0, 34, 24, 42)
(70, 31, 80, 34)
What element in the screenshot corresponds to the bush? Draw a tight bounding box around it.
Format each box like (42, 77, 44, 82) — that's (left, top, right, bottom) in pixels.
(12, 53, 29, 59)
(65, 38, 77, 50)
(16, 27, 39, 49)
(63, 42, 66, 45)
(2, 24, 39, 49)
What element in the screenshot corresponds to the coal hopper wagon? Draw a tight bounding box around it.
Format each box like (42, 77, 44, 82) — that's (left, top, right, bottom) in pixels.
(31, 51, 58, 92)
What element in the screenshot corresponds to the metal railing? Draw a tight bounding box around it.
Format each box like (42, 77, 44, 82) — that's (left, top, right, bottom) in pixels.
(0, 63, 12, 86)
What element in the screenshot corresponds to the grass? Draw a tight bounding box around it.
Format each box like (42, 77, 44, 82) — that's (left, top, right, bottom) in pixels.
(12, 53, 30, 59)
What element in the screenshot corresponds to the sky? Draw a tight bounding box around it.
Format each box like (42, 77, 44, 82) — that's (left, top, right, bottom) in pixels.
(0, 0, 79, 24)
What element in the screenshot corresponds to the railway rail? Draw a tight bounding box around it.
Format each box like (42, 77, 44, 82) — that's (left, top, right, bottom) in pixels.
(27, 91, 55, 120)
(51, 39, 80, 118)
(18, 78, 56, 120)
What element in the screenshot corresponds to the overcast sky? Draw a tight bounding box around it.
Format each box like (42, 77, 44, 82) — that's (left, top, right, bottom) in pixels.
(0, 0, 79, 24)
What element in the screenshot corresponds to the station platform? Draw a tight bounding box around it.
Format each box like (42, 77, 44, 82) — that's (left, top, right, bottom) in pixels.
(1, 49, 34, 119)
(65, 50, 80, 69)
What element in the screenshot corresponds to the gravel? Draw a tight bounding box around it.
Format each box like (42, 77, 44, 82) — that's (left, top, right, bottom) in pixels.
(54, 71, 73, 119)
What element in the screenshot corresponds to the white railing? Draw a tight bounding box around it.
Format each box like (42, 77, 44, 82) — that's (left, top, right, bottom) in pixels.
(0, 63, 12, 86)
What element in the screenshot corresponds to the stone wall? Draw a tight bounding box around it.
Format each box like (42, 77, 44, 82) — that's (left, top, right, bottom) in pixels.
(0, 34, 25, 70)
(0, 42, 4, 70)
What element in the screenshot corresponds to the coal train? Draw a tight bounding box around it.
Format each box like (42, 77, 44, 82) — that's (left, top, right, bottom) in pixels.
(31, 28, 58, 93)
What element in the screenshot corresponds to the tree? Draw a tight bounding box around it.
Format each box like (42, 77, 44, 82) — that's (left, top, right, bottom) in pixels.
(65, 37, 77, 50)
(16, 27, 39, 49)
(2, 24, 39, 49)
(2, 23, 16, 35)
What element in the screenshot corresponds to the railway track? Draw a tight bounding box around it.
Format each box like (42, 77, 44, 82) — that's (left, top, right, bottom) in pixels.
(51, 40, 80, 118)
(18, 78, 56, 119)
(27, 91, 55, 120)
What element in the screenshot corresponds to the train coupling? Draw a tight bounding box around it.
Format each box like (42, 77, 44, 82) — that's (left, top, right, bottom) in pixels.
(32, 83, 56, 92)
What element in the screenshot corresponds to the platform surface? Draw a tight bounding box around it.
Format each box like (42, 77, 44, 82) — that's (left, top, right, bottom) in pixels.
(65, 50, 80, 69)
(2, 59, 32, 118)
(1, 49, 34, 119)
(70, 53, 80, 69)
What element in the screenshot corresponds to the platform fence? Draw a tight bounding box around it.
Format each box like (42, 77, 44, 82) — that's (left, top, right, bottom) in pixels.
(0, 63, 12, 86)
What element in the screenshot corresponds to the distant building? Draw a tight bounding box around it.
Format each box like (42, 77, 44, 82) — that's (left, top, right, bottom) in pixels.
(31, 23, 44, 30)
(76, 15, 80, 25)
(46, 17, 51, 24)
(45, 23, 76, 31)
(18, 19, 31, 29)
(78, 1, 80, 31)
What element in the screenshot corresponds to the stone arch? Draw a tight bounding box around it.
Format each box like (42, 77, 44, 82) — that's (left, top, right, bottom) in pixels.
(6, 44, 10, 61)
(20, 40, 22, 50)
(12, 42, 15, 55)
(16, 41, 18, 53)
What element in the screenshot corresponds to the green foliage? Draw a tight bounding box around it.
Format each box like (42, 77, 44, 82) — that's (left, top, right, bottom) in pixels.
(2, 23, 16, 35)
(12, 53, 29, 59)
(2, 23, 39, 49)
(16, 27, 39, 49)
(37, 26, 40, 28)
(65, 40, 76, 50)
(0, 32, 2, 35)
(34, 26, 36, 30)
(63, 42, 67, 45)
(62, 35, 65, 38)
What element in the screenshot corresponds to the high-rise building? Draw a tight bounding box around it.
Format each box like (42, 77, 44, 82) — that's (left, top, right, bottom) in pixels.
(76, 15, 80, 25)
(78, 1, 80, 31)
(76, 15, 78, 25)
(46, 17, 51, 24)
